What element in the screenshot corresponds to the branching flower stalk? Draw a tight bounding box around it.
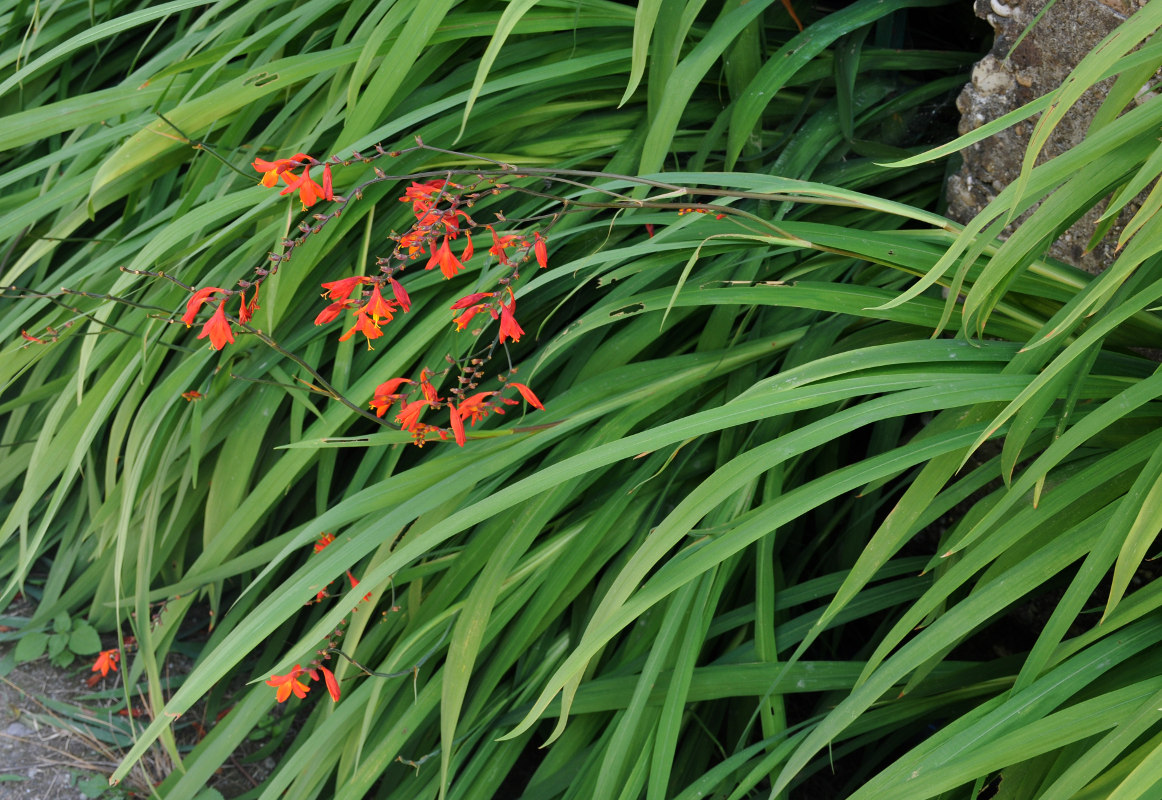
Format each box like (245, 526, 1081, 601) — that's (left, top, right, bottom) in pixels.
(15, 133, 963, 709)
(166, 137, 885, 452)
(19, 136, 918, 454)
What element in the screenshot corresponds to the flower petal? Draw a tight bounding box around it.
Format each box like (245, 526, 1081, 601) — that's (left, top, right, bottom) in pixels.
(509, 382, 544, 410)
(320, 666, 341, 702)
(450, 403, 466, 446)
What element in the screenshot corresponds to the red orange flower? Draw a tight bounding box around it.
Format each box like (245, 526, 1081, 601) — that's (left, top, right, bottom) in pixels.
(237, 290, 254, 324)
(253, 153, 333, 208)
(488, 227, 520, 265)
(252, 154, 310, 186)
(247, 283, 261, 317)
(315, 300, 353, 325)
(419, 368, 439, 403)
(369, 378, 414, 417)
(449, 403, 466, 446)
(92, 649, 120, 678)
(396, 399, 430, 432)
(401, 180, 447, 216)
(310, 665, 341, 702)
(498, 295, 524, 344)
(426, 237, 464, 279)
(266, 665, 310, 703)
(181, 286, 225, 326)
(197, 301, 235, 350)
(534, 232, 548, 268)
(509, 382, 545, 410)
(338, 310, 382, 347)
(280, 166, 329, 208)
(389, 278, 411, 312)
(321, 276, 365, 301)
(457, 392, 496, 425)
(451, 292, 493, 310)
(362, 284, 396, 325)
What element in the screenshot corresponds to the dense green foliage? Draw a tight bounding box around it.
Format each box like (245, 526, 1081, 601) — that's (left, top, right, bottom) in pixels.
(4, 0, 1162, 798)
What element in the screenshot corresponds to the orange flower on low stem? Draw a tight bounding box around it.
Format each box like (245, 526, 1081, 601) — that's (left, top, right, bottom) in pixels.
(453, 304, 488, 331)
(92, 649, 120, 678)
(266, 665, 310, 703)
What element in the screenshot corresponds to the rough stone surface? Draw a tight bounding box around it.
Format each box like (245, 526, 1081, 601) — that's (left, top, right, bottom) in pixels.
(946, 0, 1147, 274)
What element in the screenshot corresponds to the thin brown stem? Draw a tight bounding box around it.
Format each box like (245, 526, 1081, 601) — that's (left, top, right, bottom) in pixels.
(324, 621, 451, 679)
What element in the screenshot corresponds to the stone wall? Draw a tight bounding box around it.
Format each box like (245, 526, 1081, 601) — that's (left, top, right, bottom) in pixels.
(946, 0, 1146, 274)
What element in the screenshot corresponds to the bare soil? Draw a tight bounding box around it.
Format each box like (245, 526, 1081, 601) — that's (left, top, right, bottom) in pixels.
(0, 645, 127, 800)
(0, 605, 273, 800)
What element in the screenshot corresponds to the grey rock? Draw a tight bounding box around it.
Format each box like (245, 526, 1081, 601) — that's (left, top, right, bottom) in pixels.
(4, 722, 32, 737)
(948, 0, 1149, 275)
